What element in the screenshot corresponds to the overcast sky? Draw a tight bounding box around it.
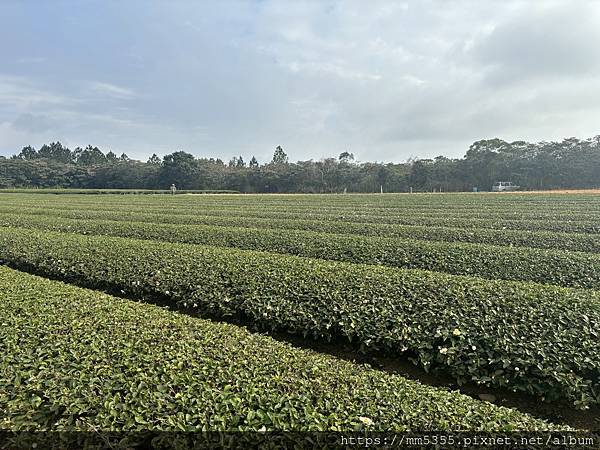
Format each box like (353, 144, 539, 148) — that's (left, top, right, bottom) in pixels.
(1, 0, 599, 163)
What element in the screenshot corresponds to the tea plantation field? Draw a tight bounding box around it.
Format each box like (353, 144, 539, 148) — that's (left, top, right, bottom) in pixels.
(0, 191, 599, 434)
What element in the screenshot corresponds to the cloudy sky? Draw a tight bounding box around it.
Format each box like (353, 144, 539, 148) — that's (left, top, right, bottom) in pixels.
(1, 1, 599, 163)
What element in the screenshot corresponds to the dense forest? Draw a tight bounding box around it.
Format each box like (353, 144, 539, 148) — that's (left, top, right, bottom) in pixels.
(1, 136, 599, 192)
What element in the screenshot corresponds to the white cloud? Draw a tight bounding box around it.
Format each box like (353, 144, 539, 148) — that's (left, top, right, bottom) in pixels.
(468, 2, 600, 83)
(0, 75, 73, 111)
(399, 75, 426, 86)
(88, 82, 136, 100)
(285, 61, 381, 81)
(1, 0, 600, 162)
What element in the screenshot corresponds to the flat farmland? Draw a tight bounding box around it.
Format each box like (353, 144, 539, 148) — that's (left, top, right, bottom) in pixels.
(0, 192, 599, 434)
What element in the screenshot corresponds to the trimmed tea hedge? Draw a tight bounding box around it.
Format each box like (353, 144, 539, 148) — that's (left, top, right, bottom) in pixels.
(0, 228, 598, 408)
(4, 198, 600, 222)
(0, 266, 558, 431)
(2, 213, 599, 289)
(3, 206, 600, 253)
(2, 202, 599, 233)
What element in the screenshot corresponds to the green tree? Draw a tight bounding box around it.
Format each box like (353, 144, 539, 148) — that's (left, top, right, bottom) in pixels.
(76, 146, 106, 166)
(159, 151, 198, 189)
(17, 146, 38, 160)
(147, 154, 161, 165)
(38, 142, 73, 163)
(271, 146, 288, 165)
(338, 151, 354, 164)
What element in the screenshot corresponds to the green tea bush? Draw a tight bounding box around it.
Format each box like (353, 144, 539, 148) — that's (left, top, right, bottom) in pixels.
(0, 228, 598, 408)
(2, 206, 600, 253)
(0, 266, 558, 431)
(2, 213, 599, 289)
(1, 202, 599, 233)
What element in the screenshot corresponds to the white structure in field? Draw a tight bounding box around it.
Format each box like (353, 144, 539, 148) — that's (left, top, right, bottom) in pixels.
(492, 181, 520, 192)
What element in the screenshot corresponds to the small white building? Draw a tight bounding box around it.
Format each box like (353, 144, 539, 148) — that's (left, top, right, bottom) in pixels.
(492, 181, 520, 192)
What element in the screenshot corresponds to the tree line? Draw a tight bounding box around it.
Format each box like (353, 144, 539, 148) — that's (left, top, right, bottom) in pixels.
(1, 137, 599, 192)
